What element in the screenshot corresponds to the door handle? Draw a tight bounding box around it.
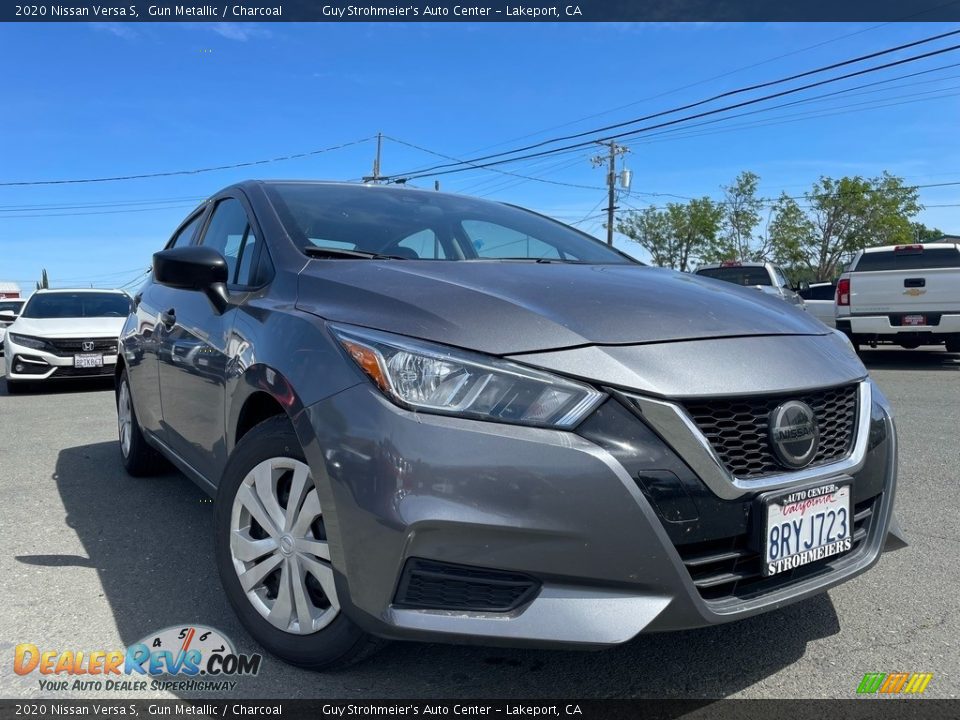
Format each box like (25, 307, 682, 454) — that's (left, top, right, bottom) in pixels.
(904, 278, 925, 288)
(160, 308, 176, 329)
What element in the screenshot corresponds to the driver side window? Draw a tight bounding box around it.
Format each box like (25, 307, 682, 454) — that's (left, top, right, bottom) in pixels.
(199, 198, 262, 286)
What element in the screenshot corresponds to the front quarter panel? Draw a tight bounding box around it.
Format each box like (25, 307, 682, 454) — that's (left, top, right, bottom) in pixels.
(225, 290, 363, 458)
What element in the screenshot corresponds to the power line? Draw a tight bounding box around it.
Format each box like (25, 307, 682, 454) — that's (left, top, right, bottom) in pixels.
(383, 135, 604, 191)
(0, 136, 376, 187)
(390, 39, 960, 183)
(384, 28, 960, 181)
(0, 202, 201, 219)
(460, 23, 896, 156)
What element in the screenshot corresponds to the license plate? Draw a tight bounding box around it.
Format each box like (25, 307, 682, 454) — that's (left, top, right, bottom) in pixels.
(74, 353, 103, 368)
(903, 314, 926, 326)
(762, 482, 852, 576)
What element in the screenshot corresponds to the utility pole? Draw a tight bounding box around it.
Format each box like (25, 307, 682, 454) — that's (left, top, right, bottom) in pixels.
(591, 141, 629, 245)
(364, 132, 383, 183)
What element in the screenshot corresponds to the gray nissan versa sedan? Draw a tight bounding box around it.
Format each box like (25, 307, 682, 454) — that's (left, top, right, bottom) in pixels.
(116, 180, 904, 669)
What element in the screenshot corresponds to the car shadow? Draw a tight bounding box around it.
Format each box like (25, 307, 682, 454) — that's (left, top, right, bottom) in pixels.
(860, 347, 960, 372)
(42, 440, 842, 700)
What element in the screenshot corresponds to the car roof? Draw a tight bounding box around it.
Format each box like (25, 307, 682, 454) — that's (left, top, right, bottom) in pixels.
(862, 242, 960, 253)
(695, 261, 769, 270)
(227, 179, 492, 205)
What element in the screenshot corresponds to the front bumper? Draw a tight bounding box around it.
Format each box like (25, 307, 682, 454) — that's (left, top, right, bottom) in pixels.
(3, 337, 117, 381)
(293, 380, 898, 649)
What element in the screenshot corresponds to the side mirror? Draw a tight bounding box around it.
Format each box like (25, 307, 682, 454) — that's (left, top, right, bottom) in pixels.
(153, 246, 230, 313)
(0, 310, 17, 323)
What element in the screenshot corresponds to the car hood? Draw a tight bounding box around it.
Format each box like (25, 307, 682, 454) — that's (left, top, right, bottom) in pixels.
(296, 261, 830, 355)
(9, 316, 126, 338)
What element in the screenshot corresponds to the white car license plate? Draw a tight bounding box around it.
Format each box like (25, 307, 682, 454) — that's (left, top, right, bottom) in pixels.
(903, 314, 926, 326)
(74, 353, 104, 368)
(762, 482, 852, 576)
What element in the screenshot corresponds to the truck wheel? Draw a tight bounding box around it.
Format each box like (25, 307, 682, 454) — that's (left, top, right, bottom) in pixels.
(946, 337, 960, 354)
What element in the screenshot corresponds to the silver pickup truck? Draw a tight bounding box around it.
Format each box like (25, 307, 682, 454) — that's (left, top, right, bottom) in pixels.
(836, 242, 960, 352)
(694, 261, 807, 310)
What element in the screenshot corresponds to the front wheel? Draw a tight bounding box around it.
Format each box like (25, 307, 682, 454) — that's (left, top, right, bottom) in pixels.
(5, 379, 30, 395)
(214, 415, 382, 670)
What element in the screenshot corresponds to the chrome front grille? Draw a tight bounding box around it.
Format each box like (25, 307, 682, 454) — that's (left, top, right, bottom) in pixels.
(682, 384, 859, 479)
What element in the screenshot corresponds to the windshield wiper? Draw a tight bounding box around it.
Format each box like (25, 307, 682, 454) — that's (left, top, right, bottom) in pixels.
(490, 257, 582, 264)
(303, 246, 407, 260)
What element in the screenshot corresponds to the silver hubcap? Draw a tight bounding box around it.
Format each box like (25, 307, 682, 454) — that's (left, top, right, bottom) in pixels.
(118, 380, 132, 458)
(229, 457, 339, 634)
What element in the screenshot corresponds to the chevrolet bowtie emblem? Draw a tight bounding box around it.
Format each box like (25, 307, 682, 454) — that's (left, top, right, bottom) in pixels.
(903, 288, 926, 296)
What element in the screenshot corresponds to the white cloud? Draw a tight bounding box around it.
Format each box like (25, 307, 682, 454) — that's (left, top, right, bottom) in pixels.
(89, 23, 140, 40)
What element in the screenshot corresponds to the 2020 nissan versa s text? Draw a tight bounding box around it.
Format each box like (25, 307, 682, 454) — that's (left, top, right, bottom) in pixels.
(116, 181, 904, 669)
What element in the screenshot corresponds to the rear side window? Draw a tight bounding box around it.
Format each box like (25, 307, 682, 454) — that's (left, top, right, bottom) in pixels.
(696, 266, 772, 286)
(800, 284, 836, 301)
(853, 247, 960, 271)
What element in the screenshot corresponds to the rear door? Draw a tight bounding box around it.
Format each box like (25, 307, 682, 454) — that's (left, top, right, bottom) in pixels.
(850, 245, 960, 315)
(157, 195, 260, 483)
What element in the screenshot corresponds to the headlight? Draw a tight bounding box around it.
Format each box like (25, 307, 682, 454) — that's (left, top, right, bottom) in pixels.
(330, 324, 605, 428)
(9, 333, 48, 351)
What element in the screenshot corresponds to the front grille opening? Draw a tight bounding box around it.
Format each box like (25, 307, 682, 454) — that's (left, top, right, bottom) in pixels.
(677, 494, 880, 602)
(46, 337, 119, 356)
(683, 384, 859, 479)
(393, 558, 540, 613)
(52, 364, 114, 378)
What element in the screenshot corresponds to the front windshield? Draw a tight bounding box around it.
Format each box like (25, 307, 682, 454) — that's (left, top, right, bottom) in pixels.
(697, 266, 772, 287)
(265, 184, 635, 264)
(21, 293, 132, 319)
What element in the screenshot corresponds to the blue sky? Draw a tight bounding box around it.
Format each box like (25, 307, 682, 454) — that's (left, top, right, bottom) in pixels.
(1, 21, 959, 293)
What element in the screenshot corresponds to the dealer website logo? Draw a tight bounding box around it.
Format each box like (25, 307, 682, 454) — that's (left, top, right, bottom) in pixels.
(857, 672, 934, 695)
(14, 625, 262, 693)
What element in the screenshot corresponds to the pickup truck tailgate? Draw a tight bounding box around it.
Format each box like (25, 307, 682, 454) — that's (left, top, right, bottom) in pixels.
(851, 267, 960, 314)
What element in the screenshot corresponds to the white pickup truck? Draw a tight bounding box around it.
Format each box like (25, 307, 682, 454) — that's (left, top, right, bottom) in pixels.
(836, 242, 960, 352)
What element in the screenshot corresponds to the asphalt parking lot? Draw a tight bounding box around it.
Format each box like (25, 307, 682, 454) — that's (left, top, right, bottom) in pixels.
(1, 349, 958, 700)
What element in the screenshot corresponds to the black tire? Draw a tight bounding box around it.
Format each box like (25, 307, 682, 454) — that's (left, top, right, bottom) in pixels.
(214, 415, 383, 671)
(5, 379, 30, 394)
(946, 338, 960, 354)
(116, 368, 166, 476)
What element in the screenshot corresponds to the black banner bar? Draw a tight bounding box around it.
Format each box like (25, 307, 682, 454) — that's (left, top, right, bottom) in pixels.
(0, 700, 957, 720)
(4, 0, 960, 23)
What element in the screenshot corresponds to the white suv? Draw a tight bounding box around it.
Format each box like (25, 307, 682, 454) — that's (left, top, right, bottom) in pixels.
(3, 289, 132, 393)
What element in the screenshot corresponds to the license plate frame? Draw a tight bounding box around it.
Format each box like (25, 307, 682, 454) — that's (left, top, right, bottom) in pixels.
(74, 353, 104, 369)
(759, 480, 853, 577)
(902, 314, 926, 326)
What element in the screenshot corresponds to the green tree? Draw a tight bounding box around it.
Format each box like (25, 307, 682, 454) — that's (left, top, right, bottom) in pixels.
(715, 171, 764, 262)
(767, 173, 921, 281)
(36, 268, 49, 291)
(617, 197, 722, 272)
(911, 222, 945, 243)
